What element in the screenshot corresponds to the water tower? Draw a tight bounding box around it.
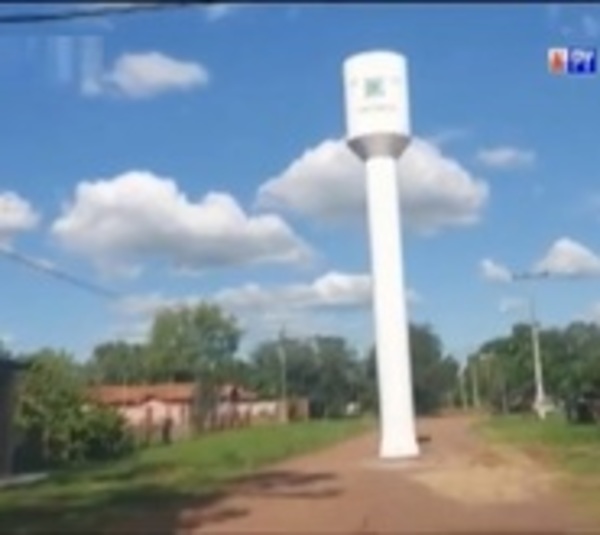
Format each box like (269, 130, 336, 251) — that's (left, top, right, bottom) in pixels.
(342, 50, 419, 459)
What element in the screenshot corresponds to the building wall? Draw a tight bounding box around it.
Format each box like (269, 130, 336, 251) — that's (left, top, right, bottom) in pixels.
(116, 399, 192, 430)
(116, 399, 283, 427)
(215, 400, 309, 424)
(109, 398, 308, 441)
(236, 400, 279, 420)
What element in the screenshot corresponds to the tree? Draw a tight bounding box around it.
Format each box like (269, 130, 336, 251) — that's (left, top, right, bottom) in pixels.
(311, 336, 362, 418)
(249, 337, 318, 401)
(368, 324, 459, 416)
(0, 343, 11, 360)
(357, 348, 378, 412)
(86, 341, 147, 385)
(410, 324, 458, 414)
(472, 320, 600, 413)
(145, 303, 242, 383)
(14, 349, 133, 470)
(86, 302, 243, 389)
(248, 335, 362, 418)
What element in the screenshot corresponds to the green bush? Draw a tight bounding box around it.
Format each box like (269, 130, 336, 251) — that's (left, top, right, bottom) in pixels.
(77, 404, 135, 462)
(14, 350, 135, 471)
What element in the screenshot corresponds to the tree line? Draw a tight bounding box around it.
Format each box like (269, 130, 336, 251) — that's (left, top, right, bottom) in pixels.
(12, 301, 600, 473)
(462, 321, 600, 413)
(6, 302, 459, 471)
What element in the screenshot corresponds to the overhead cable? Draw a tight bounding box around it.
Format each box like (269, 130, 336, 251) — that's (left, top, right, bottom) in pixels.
(0, 2, 199, 25)
(0, 245, 120, 300)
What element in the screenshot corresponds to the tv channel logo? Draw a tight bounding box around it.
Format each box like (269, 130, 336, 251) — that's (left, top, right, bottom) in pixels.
(548, 47, 597, 75)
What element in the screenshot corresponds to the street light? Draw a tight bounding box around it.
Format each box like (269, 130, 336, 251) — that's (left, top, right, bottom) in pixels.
(276, 327, 288, 424)
(457, 364, 468, 410)
(509, 271, 550, 420)
(470, 354, 481, 410)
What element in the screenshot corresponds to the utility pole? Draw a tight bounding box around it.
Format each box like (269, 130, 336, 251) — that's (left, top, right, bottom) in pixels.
(459, 365, 468, 411)
(511, 272, 549, 420)
(277, 327, 288, 424)
(471, 355, 481, 410)
(498, 357, 509, 415)
(529, 296, 547, 420)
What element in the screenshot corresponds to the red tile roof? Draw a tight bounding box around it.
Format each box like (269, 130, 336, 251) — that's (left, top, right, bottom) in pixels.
(88, 382, 257, 406)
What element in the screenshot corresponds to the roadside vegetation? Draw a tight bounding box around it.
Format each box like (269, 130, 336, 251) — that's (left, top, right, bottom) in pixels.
(461, 322, 600, 413)
(0, 418, 372, 534)
(3, 302, 459, 475)
(0, 301, 456, 533)
(480, 415, 600, 516)
(465, 322, 600, 516)
(4, 298, 600, 531)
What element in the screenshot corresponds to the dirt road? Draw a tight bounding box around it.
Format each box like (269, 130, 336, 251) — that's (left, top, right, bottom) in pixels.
(166, 416, 597, 534)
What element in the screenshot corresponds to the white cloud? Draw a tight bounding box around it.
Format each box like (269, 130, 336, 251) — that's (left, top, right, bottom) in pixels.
(584, 301, 600, 325)
(205, 4, 241, 21)
(562, 13, 600, 38)
(118, 271, 420, 318)
(0, 332, 14, 347)
(546, 4, 562, 25)
(256, 137, 488, 235)
(481, 238, 600, 287)
(534, 237, 600, 277)
(547, 5, 600, 39)
(215, 272, 420, 311)
(115, 272, 419, 346)
(0, 192, 39, 245)
(83, 51, 209, 99)
(476, 146, 536, 170)
(109, 318, 152, 344)
(499, 296, 527, 314)
(424, 127, 470, 148)
(51, 170, 312, 277)
(480, 258, 512, 283)
(581, 14, 600, 37)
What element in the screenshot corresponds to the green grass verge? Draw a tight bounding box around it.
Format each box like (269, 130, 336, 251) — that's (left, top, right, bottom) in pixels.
(478, 414, 600, 514)
(0, 418, 373, 534)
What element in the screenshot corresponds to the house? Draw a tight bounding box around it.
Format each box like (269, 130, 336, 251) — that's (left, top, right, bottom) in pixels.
(0, 358, 27, 476)
(87, 382, 286, 439)
(89, 383, 197, 437)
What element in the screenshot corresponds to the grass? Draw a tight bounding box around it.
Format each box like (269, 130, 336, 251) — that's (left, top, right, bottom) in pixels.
(0, 418, 373, 534)
(479, 413, 600, 515)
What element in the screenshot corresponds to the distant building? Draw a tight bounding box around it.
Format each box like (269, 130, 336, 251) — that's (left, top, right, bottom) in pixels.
(0, 358, 27, 476)
(87, 382, 301, 439)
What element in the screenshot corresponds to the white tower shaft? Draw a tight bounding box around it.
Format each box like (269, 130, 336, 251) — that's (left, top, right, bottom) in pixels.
(343, 50, 419, 460)
(366, 156, 419, 458)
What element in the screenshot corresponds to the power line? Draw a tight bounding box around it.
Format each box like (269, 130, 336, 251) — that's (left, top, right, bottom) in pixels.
(0, 245, 120, 300)
(0, 3, 200, 25)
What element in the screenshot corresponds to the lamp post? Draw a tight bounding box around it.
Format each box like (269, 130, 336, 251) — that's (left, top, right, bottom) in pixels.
(510, 271, 549, 420)
(458, 365, 468, 410)
(343, 50, 419, 459)
(470, 354, 481, 410)
(277, 327, 288, 424)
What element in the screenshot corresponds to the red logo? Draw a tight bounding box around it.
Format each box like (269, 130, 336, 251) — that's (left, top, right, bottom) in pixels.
(548, 48, 567, 74)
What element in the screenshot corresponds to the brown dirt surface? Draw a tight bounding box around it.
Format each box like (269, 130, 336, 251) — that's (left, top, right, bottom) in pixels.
(129, 416, 600, 534)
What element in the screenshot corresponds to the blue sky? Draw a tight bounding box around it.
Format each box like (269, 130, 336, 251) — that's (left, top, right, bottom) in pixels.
(1, 3, 600, 361)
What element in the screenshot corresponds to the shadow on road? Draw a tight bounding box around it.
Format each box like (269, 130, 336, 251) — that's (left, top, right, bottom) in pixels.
(0, 468, 341, 534)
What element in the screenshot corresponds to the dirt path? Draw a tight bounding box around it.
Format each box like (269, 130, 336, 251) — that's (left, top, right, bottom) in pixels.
(160, 417, 598, 533)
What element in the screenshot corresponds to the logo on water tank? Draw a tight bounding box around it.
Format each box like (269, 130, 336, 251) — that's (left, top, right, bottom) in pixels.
(364, 77, 384, 98)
